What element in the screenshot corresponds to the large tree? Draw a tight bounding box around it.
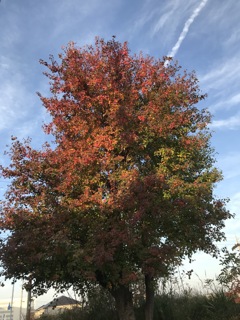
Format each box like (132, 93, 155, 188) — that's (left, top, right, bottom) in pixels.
(0, 38, 231, 320)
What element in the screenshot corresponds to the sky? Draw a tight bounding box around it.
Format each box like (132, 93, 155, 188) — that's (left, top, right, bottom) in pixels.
(0, 0, 239, 310)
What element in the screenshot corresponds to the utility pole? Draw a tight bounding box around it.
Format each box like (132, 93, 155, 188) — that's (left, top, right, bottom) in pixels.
(19, 282, 23, 320)
(10, 282, 15, 320)
(26, 279, 32, 320)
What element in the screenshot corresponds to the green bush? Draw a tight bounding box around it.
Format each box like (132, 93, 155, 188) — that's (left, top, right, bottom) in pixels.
(38, 287, 117, 320)
(37, 284, 240, 320)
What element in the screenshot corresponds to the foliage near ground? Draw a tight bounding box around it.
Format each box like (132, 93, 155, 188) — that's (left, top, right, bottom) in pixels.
(37, 281, 240, 320)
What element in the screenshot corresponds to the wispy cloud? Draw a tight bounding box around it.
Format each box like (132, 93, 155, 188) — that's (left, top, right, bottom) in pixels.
(130, 0, 194, 53)
(211, 113, 240, 130)
(151, 0, 195, 37)
(200, 57, 240, 90)
(223, 191, 240, 246)
(229, 192, 240, 215)
(210, 93, 240, 112)
(200, 57, 240, 128)
(152, 1, 180, 36)
(0, 54, 47, 148)
(224, 29, 240, 47)
(0, 79, 29, 130)
(168, 0, 208, 58)
(218, 152, 240, 180)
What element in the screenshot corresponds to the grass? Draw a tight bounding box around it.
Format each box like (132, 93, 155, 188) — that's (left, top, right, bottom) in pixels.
(37, 277, 240, 320)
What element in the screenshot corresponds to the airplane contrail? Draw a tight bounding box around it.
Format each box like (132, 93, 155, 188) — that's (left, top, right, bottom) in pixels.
(168, 0, 208, 59)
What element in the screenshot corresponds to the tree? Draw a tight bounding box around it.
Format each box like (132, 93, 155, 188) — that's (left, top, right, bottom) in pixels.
(218, 244, 240, 300)
(0, 37, 231, 320)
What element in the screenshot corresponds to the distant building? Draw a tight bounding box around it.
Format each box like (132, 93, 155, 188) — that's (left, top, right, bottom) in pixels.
(34, 296, 80, 318)
(0, 308, 12, 320)
(0, 306, 26, 320)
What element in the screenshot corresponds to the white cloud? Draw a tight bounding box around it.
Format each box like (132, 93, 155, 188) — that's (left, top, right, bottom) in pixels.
(152, 11, 173, 34)
(168, 0, 208, 58)
(214, 155, 240, 246)
(200, 56, 240, 90)
(210, 93, 240, 112)
(211, 113, 240, 130)
(129, 1, 166, 40)
(43, 0, 122, 45)
(200, 57, 240, 123)
(215, 153, 240, 212)
(152, 1, 181, 36)
(224, 29, 240, 47)
(134, 12, 154, 34)
(227, 94, 240, 105)
(223, 192, 240, 247)
(228, 192, 240, 215)
(0, 65, 38, 129)
(130, 0, 195, 50)
(0, 80, 29, 130)
(0, 53, 47, 149)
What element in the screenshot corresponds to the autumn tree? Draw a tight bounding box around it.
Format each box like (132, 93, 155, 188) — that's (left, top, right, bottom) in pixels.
(0, 38, 231, 320)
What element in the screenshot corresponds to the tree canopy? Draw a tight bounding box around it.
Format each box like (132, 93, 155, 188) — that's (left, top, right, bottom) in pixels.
(0, 37, 231, 320)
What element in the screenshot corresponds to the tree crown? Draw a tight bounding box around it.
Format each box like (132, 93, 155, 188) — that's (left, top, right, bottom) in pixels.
(0, 37, 231, 294)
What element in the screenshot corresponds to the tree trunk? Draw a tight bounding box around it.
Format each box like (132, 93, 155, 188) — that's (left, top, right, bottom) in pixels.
(144, 274, 154, 320)
(111, 284, 136, 320)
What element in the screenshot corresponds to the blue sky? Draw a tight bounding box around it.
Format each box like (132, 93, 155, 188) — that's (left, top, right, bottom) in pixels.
(0, 0, 239, 309)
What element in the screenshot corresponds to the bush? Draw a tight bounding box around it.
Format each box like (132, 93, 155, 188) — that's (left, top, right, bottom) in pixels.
(37, 283, 240, 320)
(38, 287, 117, 320)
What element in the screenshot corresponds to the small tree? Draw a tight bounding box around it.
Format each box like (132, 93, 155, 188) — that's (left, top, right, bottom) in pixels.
(218, 244, 240, 300)
(0, 38, 231, 320)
